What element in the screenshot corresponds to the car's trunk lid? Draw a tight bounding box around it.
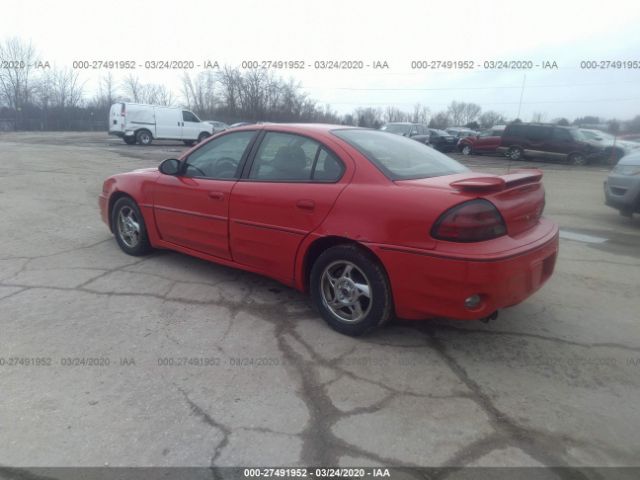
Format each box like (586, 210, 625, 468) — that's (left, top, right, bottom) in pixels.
(396, 169, 546, 237)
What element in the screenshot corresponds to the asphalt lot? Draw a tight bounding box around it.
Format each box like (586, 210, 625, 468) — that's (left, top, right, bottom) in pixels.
(0, 132, 639, 471)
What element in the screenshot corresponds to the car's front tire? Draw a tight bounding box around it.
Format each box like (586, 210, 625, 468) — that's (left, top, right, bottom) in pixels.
(310, 245, 393, 336)
(198, 132, 210, 143)
(461, 145, 472, 156)
(112, 197, 152, 256)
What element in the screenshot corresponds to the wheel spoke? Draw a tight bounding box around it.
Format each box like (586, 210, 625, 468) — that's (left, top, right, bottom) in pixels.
(341, 264, 353, 279)
(353, 282, 370, 298)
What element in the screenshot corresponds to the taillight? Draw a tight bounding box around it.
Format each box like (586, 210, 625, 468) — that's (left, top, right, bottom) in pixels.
(431, 199, 506, 242)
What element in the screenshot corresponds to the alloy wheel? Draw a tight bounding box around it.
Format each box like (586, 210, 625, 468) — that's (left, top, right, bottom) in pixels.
(117, 206, 141, 248)
(320, 261, 372, 323)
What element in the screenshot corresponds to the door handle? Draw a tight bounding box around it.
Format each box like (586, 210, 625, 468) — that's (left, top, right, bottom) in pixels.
(296, 199, 315, 210)
(208, 191, 224, 200)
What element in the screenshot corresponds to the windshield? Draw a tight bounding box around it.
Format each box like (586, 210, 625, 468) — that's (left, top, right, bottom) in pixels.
(381, 124, 411, 135)
(582, 130, 614, 141)
(570, 129, 587, 141)
(333, 129, 468, 180)
(431, 129, 449, 136)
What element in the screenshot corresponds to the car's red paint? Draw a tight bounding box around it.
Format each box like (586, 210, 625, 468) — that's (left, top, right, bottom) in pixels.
(459, 129, 503, 155)
(99, 123, 558, 322)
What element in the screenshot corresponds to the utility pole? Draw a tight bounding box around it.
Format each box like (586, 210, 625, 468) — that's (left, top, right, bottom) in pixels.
(517, 74, 526, 120)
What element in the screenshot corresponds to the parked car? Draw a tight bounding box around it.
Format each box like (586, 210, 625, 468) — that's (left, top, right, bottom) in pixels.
(604, 151, 640, 217)
(380, 122, 430, 144)
(108, 102, 213, 146)
(579, 129, 640, 163)
(499, 123, 603, 165)
(446, 127, 478, 139)
(99, 124, 558, 336)
(428, 129, 458, 152)
(458, 126, 506, 155)
(205, 120, 229, 133)
(229, 122, 255, 128)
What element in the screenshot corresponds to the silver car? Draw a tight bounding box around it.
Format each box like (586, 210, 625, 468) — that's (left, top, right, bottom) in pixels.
(604, 151, 640, 216)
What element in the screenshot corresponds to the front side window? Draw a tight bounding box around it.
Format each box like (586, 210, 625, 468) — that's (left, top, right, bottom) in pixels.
(333, 129, 468, 180)
(183, 111, 200, 123)
(249, 132, 343, 182)
(184, 131, 255, 179)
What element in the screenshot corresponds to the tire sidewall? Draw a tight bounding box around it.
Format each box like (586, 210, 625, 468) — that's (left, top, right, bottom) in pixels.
(310, 245, 392, 336)
(462, 145, 472, 155)
(136, 130, 152, 146)
(112, 197, 151, 256)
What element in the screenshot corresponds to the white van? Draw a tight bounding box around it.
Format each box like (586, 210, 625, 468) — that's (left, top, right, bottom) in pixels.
(108, 102, 214, 146)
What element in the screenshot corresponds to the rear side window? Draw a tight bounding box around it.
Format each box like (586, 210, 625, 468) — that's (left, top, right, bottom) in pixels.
(249, 132, 344, 182)
(525, 125, 552, 141)
(552, 128, 573, 141)
(333, 129, 468, 180)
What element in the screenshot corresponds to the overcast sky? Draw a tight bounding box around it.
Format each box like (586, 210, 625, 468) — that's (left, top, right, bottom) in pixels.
(2, 0, 640, 121)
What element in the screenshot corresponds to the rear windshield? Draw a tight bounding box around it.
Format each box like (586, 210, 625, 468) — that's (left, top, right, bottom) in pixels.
(333, 129, 468, 180)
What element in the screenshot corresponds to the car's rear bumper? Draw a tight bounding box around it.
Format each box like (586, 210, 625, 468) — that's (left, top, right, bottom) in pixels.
(369, 221, 559, 320)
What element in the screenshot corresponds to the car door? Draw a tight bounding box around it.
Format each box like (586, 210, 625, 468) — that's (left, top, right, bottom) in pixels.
(154, 107, 182, 139)
(546, 127, 574, 161)
(229, 131, 348, 284)
(182, 110, 202, 140)
(474, 130, 497, 152)
(153, 130, 257, 259)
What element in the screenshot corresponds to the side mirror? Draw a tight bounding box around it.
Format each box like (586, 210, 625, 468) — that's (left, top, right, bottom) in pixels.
(159, 158, 181, 176)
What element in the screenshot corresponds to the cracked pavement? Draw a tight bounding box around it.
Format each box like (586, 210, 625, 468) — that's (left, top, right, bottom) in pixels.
(0, 132, 639, 470)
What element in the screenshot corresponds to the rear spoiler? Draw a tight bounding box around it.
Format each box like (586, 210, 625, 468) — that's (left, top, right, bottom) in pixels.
(450, 169, 543, 192)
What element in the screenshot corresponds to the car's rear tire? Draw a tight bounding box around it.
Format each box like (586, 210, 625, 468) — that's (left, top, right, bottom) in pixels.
(112, 197, 152, 256)
(310, 244, 393, 336)
(461, 145, 472, 156)
(568, 152, 587, 166)
(123, 136, 136, 145)
(183, 140, 195, 146)
(136, 129, 153, 146)
(507, 146, 523, 161)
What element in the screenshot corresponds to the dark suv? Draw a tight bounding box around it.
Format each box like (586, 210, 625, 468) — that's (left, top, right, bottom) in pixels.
(499, 123, 603, 165)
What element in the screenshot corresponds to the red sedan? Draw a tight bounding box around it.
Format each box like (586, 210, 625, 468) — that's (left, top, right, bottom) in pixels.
(99, 124, 558, 336)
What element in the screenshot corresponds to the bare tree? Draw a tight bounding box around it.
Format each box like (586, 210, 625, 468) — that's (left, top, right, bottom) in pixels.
(446, 101, 466, 126)
(384, 106, 409, 123)
(182, 70, 217, 114)
(122, 74, 142, 103)
(461, 103, 481, 125)
(411, 103, 430, 124)
(429, 111, 451, 129)
(354, 107, 383, 128)
(479, 111, 505, 129)
(531, 112, 546, 123)
(39, 67, 84, 108)
(94, 72, 118, 109)
(0, 37, 38, 126)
